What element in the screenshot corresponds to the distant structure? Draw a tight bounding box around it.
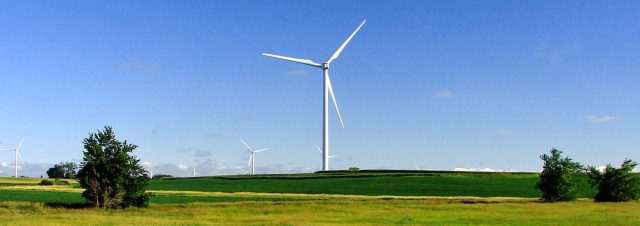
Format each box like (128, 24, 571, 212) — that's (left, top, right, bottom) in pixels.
(0, 139, 25, 177)
(192, 167, 200, 177)
(315, 146, 336, 170)
(241, 139, 270, 175)
(262, 20, 366, 171)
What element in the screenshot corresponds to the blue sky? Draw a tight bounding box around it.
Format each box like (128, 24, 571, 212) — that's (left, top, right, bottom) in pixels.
(1, 1, 639, 176)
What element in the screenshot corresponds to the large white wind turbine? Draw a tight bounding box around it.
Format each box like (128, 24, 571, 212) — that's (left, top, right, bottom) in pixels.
(0, 139, 25, 177)
(241, 139, 270, 175)
(263, 20, 366, 171)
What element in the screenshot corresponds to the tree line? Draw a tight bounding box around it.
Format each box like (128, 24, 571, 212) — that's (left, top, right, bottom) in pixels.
(536, 149, 639, 202)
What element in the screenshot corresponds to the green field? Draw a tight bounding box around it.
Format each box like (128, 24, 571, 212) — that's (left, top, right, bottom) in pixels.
(0, 171, 637, 225)
(149, 171, 597, 198)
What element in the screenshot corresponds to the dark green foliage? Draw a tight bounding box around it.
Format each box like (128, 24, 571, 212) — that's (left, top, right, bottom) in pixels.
(587, 159, 640, 202)
(39, 179, 70, 186)
(39, 180, 54, 185)
(76, 126, 150, 208)
(46, 162, 78, 179)
(535, 149, 584, 202)
(348, 167, 360, 171)
(151, 174, 173, 179)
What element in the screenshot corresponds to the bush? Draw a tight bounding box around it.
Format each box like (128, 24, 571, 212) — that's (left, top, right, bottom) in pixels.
(39, 180, 54, 186)
(535, 148, 584, 202)
(77, 126, 150, 208)
(152, 174, 173, 179)
(348, 167, 360, 171)
(587, 159, 639, 202)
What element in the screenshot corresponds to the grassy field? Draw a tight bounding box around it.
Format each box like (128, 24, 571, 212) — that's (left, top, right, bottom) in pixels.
(1, 199, 639, 225)
(149, 171, 597, 198)
(0, 172, 637, 225)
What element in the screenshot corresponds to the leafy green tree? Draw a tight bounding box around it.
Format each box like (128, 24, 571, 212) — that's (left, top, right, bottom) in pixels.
(46, 164, 65, 178)
(535, 148, 584, 202)
(587, 159, 639, 202)
(77, 126, 150, 208)
(47, 162, 78, 179)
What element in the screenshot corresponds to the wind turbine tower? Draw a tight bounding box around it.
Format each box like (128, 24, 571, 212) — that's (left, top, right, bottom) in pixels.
(241, 139, 270, 175)
(263, 20, 366, 171)
(0, 140, 25, 177)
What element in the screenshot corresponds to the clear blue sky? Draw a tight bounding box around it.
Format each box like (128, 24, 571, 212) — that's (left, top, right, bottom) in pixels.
(1, 1, 639, 176)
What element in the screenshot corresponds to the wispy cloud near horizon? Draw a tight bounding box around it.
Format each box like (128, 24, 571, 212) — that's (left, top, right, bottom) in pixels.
(586, 115, 619, 124)
(434, 90, 455, 98)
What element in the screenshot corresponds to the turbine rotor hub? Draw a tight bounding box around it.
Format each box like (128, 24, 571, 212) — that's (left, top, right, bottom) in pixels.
(322, 63, 329, 70)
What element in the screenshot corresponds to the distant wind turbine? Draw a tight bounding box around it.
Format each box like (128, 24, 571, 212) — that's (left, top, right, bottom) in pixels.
(192, 167, 200, 177)
(414, 163, 421, 170)
(263, 20, 366, 171)
(0, 139, 25, 177)
(241, 139, 270, 175)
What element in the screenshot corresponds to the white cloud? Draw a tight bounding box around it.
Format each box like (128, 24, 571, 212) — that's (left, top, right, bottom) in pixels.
(434, 90, 455, 98)
(586, 115, 619, 124)
(496, 130, 513, 137)
(119, 59, 161, 73)
(453, 167, 500, 172)
(534, 43, 580, 62)
(177, 164, 189, 170)
(193, 150, 212, 158)
(287, 69, 309, 77)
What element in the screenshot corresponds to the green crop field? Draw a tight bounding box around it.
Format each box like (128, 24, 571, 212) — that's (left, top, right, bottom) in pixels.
(0, 171, 637, 225)
(148, 170, 597, 198)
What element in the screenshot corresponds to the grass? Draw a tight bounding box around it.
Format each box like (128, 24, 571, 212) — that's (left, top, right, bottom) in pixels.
(0, 172, 636, 225)
(0, 199, 638, 225)
(149, 171, 597, 198)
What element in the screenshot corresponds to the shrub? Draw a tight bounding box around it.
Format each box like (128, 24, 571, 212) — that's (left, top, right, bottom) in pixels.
(535, 148, 584, 202)
(348, 167, 360, 171)
(39, 180, 54, 186)
(77, 126, 150, 208)
(587, 159, 639, 202)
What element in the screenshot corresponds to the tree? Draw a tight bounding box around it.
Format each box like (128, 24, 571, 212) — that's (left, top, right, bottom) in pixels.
(535, 148, 584, 202)
(587, 159, 639, 202)
(77, 126, 150, 208)
(47, 162, 78, 179)
(46, 164, 65, 179)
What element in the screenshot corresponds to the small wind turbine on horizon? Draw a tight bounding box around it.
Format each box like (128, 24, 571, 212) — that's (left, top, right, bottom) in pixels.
(192, 167, 200, 177)
(263, 20, 366, 171)
(414, 163, 421, 170)
(241, 139, 270, 175)
(315, 146, 336, 170)
(0, 139, 26, 177)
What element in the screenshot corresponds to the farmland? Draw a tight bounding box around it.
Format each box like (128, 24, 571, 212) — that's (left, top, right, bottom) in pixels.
(0, 171, 638, 225)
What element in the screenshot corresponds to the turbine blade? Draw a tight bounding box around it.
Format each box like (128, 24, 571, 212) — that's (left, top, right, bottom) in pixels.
(262, 53, 322, 68)
(327, 20, 366, 64)
(254, 148, 270, 153)
(327, 75, 345, 128)
(240, 139, 253, 151)
(17, 150, 24, 165)
(247, 155, 253, 167)
(0, 149, 11, 151)
(16, 139, 25, 150)
(315, 145, 322, 153)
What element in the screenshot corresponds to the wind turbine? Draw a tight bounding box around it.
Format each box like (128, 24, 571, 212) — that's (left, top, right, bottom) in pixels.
(192, 167, 200, 177)
(414, 163, 421, 170)
(0, 139, 25, 177)
(315, 146, 336, 170)
(241, 139, 270, 175)
(263, 20, 366, 171)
